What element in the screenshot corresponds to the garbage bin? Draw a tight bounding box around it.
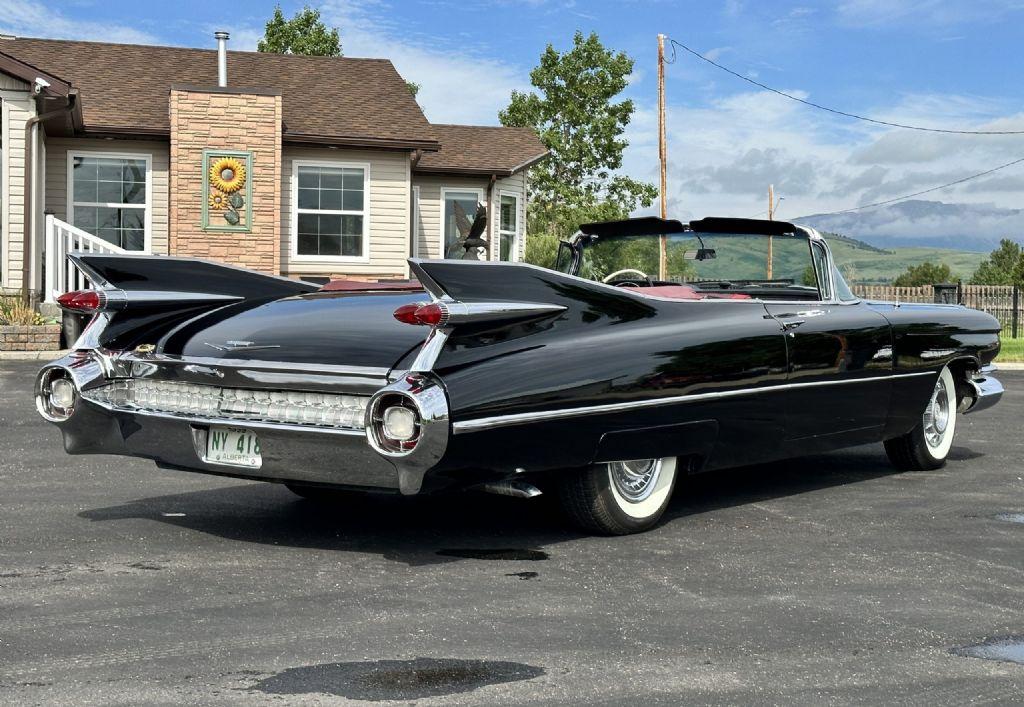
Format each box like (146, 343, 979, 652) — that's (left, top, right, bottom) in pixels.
(61, 310, 89, 349)
(933, 283, 959, 305)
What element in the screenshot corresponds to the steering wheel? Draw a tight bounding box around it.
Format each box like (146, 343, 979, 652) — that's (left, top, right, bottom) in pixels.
(602, 268, 652, 286)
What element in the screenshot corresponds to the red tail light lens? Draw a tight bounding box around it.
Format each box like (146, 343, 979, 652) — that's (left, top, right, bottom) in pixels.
(412, 303, 444, 326)
(56, 290, 102, 312)
(393, 303, 420, 324)
(393, 302, 447, 326)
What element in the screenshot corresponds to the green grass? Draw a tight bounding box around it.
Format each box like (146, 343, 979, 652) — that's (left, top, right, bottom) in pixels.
(997, 337, 1024, 362)
(825, 238, 988, 285)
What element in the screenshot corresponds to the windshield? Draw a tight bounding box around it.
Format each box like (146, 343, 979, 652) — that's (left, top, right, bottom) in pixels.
(563, 232, 823, 298)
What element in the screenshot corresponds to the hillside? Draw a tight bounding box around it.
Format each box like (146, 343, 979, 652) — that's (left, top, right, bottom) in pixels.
(686, 231, 986, 285)
(822, 232, 986, 284)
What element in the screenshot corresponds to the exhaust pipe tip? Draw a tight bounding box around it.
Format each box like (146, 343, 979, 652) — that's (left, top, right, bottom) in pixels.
(477, 480, 542, 499)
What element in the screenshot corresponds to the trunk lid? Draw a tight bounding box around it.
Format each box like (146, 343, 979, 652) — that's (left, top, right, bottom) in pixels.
(160, 290, 429, 369)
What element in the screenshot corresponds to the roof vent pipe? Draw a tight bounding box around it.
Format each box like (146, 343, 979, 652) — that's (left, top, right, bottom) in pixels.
(214, 31, 229, 87)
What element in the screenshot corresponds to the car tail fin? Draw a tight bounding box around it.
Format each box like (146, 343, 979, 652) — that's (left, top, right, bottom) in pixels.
(68, 253, 316, 302)
(61, 254, 317, 351)
(407, 257, 658, 321)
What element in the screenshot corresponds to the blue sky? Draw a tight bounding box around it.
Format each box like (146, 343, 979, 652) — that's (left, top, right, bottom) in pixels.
(4, 0, 1024, 234)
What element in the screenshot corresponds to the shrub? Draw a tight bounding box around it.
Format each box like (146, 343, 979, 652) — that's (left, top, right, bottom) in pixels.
(0, 297, 45, 326)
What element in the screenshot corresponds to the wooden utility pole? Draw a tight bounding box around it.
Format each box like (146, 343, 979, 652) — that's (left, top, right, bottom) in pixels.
(766, 184, 775, 280)
(658, 33, 668, 280)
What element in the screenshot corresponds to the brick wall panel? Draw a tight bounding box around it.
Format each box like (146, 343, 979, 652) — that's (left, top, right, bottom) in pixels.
(169, 88, 282, 274)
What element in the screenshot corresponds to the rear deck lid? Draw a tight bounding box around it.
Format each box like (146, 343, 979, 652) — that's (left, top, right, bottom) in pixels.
(160, 290, 429, 369)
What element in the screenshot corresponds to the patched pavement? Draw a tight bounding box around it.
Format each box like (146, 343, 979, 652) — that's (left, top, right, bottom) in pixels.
(1, 361, 1022, 704)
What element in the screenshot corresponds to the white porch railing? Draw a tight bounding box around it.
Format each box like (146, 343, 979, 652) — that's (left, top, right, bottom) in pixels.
(44, 214, 128, 303)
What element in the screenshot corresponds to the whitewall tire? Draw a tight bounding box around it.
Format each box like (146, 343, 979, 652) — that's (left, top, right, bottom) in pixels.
(884, 366, 958, 471)
(559, 457, 678, 535)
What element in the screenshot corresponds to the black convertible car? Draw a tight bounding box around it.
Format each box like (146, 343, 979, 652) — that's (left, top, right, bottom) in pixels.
(36, 217, 1003, 534)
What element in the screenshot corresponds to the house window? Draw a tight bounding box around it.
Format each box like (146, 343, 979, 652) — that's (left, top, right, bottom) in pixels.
(499, 193, 520, 261)
(294, 163, 368, 259)
(442, 189, 482, 259)
(69, 153, 150, 251)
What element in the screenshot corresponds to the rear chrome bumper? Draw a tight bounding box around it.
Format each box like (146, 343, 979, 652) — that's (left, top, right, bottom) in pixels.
(35, 350, 450, 494)
(963, 364, 1003, 415)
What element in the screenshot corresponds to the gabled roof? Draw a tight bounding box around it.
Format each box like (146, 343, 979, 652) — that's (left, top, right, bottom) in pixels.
(414, 124, 548, 176)
(0, 37, 439, 150)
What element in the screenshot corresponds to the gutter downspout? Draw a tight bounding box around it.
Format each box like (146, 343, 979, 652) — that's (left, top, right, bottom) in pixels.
(485, 173, 497, 260)
(21, 93, 77, 305)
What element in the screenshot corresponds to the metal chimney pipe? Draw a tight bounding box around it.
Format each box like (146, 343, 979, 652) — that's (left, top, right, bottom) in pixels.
(214, 31, 229, 87)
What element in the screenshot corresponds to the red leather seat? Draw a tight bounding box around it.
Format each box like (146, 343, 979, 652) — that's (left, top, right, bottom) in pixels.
(632, 285, 750, 300)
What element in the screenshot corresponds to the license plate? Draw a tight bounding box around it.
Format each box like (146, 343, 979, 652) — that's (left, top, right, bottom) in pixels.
(206, 427, 262, 469)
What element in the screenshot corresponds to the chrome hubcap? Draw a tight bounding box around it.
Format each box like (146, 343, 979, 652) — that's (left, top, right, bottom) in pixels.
(923, 377, 951, 449)
(609, 459, 662, 503)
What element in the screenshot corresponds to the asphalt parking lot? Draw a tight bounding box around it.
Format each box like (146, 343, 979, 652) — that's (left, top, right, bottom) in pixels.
(1, 361, 1022, 705)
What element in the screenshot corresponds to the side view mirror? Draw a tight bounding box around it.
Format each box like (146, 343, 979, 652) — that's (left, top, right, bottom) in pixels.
(685, 248, 717, 261)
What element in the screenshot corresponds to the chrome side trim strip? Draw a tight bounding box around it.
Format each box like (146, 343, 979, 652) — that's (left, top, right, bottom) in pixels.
(451, 371, 937, 433)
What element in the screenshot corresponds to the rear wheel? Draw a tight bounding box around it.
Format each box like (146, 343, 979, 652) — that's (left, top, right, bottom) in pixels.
(558, 457, 678, 535)
(884, 366, 957, 471)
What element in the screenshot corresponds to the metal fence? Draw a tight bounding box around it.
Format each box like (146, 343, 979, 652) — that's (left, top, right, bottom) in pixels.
(853, 283, 1021, 338)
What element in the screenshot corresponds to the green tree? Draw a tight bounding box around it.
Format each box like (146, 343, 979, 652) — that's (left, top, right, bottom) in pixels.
(500, 32, 657, 265)
(893, 261, 953, 287)
(970, 239, 1024, 286)
(258, 5, 341, 56)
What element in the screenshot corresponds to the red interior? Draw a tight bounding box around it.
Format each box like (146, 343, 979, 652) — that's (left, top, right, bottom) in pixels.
(629, 285, 750, 300)
(319, 279, 749, 300)
(321, 279, 424, 292)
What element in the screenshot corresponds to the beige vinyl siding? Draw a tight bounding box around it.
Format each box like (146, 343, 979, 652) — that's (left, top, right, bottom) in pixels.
(412, 174, 490, 260)
(1, 88, 33, 289)
(413, 172, 528, 261)
(282, 147, 411, 278)
(0, 74, 29, 91)
(493, 171, 527, 261)
(44, 138, 170, 254)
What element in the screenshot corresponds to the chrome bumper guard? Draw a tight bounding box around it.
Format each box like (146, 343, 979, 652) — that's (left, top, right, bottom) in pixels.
(962, 364, 1003, 415)
(35, 350, 451, 494)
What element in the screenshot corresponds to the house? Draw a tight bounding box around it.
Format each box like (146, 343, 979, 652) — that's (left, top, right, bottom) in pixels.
(0, 33, 548, 304)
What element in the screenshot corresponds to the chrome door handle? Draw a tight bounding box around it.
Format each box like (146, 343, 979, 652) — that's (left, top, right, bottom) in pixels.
(782, 319, 805, 330)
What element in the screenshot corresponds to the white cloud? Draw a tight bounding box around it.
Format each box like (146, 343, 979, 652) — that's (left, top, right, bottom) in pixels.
(316, 0, 529, 125)
(619, 82, 1024, 232)
(0, 0, 162, 44)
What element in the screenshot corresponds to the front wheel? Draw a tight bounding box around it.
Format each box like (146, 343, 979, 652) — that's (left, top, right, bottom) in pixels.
(558, 457, 678, 535)
(884, 366, 957, 471)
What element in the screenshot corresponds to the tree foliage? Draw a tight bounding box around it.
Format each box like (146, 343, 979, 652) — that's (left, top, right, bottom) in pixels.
(500, 32, 657, 266)
(258, 5, 341, 56)
(892, 261, 953, 287)
(970, 239, 1024, 286)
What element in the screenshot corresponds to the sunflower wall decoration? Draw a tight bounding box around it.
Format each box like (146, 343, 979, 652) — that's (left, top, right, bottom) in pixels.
(201, 150, 253, 232)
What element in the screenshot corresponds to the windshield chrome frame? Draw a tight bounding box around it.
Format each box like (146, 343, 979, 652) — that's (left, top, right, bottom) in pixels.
(556, 222, 852, 306)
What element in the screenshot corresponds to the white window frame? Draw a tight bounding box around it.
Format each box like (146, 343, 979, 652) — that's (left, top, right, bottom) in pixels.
(498, 190, 521, 262)
(290, 159, 371, 264)
(67, 150, 153, 253)
(439, 187, 484, 260)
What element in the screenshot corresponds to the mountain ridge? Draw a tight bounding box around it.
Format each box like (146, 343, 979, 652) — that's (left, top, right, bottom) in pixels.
(797, 199, 1022, 251)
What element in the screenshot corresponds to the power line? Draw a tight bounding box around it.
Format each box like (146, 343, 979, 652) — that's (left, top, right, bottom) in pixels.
(797, 155, 1024, 218)
(665, 37, 1024, 135)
